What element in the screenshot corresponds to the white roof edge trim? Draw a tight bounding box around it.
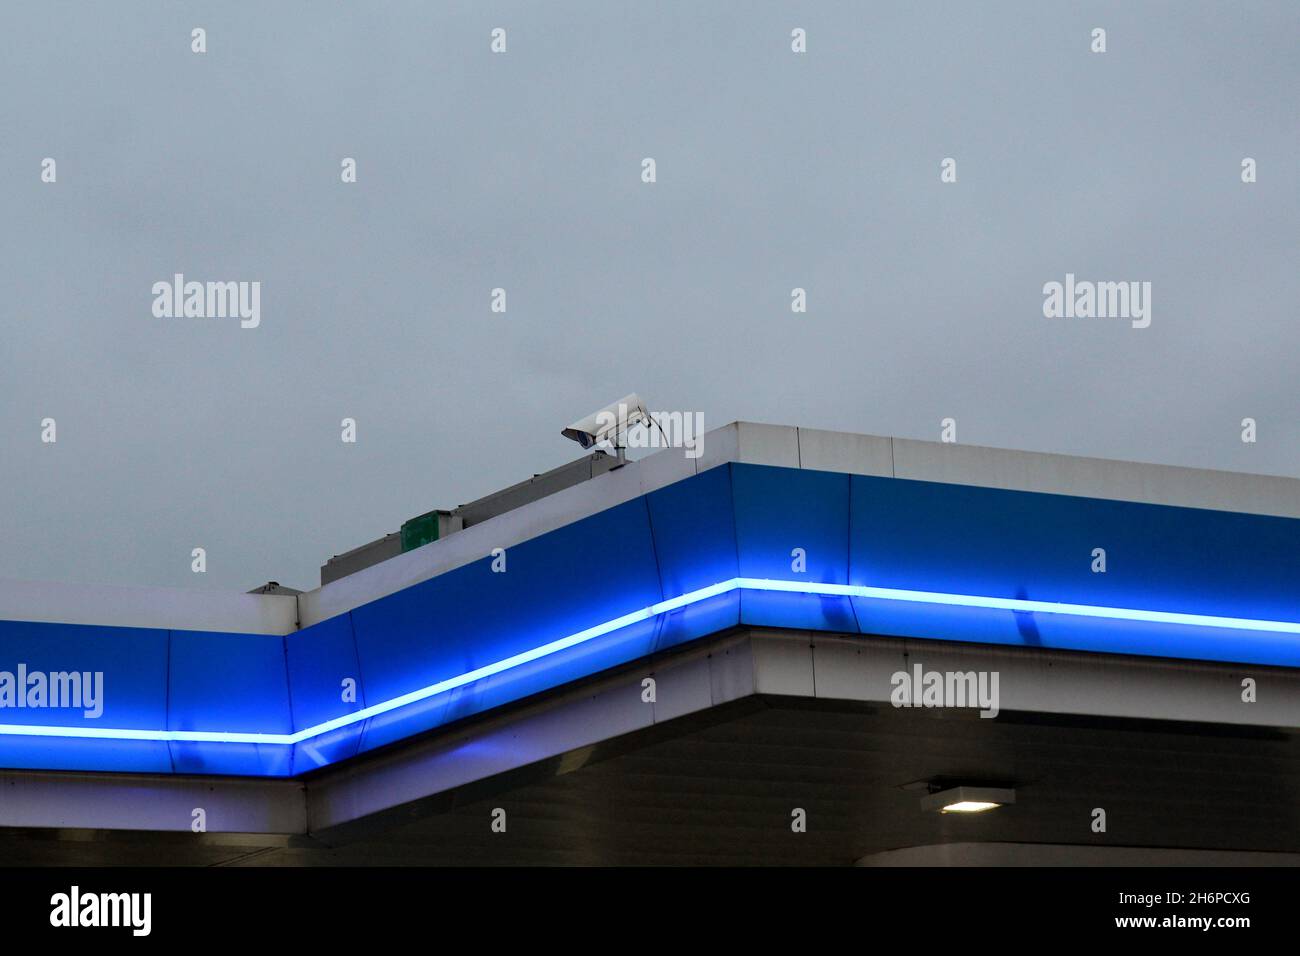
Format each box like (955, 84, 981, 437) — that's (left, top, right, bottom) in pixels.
(0, 577, 298, 636)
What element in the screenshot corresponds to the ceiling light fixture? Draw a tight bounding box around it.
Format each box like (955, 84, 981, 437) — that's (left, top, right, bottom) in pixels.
(921, 786, 1016, 814)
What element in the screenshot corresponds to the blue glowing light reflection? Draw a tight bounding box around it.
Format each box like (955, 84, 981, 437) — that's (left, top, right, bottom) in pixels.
(2, 577, 1297, 744)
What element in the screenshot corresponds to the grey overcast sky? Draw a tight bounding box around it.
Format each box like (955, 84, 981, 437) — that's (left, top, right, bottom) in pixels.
(1, 2, 1297, 592)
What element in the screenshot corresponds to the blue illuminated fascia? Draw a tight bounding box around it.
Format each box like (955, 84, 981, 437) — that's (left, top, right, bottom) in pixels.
(2, 577, 1298, 745)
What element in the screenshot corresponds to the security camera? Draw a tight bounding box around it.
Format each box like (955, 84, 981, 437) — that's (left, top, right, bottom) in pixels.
(562, 393, 650, 452)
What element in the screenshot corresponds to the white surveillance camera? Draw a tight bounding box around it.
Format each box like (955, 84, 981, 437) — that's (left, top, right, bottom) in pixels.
(562, 393, 650, 451)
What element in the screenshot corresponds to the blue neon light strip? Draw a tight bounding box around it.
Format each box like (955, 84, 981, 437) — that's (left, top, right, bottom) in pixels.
(2, 577, 1298, 744)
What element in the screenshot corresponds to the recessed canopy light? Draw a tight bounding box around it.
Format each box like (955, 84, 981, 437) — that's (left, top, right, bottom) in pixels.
(941, 801, 1000, 813)
(921, 786, 1016, 814)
